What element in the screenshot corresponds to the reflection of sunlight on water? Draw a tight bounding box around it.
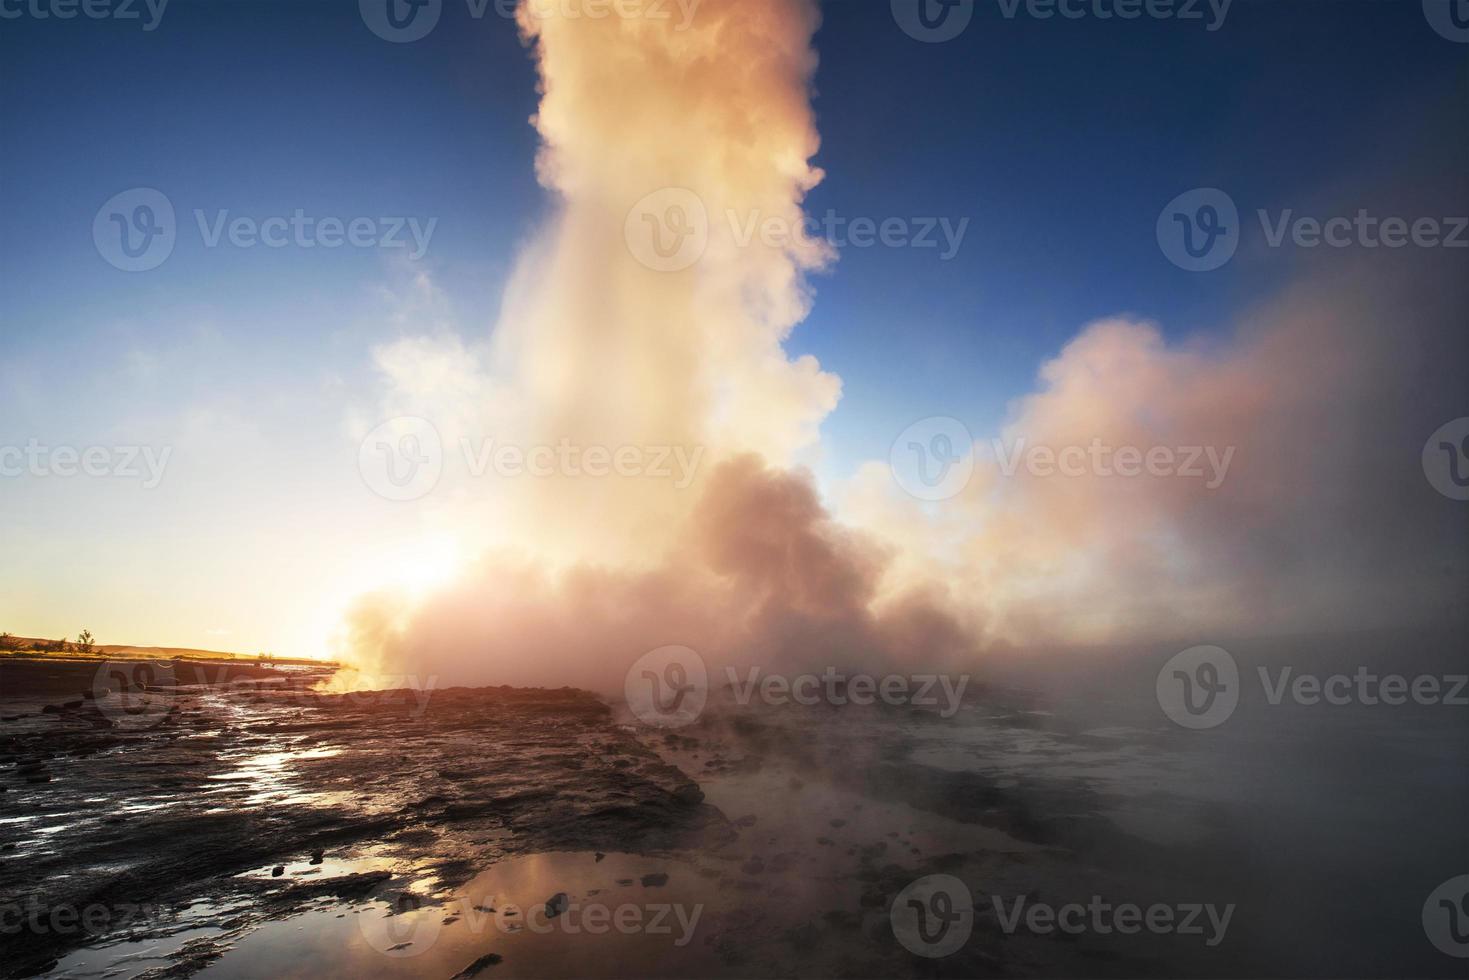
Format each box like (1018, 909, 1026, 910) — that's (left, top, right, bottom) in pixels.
(206, 745, 344, 808)
(237, 855, 401, 881)
(198, 852, 728, 980)
(49, 926, 229, 980)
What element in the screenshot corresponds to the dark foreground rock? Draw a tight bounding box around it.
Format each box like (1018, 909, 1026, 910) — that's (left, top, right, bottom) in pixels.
(0, 663, 722, 978)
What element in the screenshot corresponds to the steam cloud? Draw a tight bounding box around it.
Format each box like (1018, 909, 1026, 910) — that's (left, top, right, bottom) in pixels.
(341, 0, 1467, 690)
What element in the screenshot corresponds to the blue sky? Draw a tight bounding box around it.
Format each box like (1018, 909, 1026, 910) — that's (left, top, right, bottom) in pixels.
(1, 0, 1465, 653)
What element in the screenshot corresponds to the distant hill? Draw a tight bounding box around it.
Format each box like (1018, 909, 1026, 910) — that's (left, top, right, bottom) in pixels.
(0, 634, 330, 667)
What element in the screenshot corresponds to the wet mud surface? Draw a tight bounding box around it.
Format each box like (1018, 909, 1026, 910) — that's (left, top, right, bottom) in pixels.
(0, 659, 720, 978)
(2, 655, 1463, 978)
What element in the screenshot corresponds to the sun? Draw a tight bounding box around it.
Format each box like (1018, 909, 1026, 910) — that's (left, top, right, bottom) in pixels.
(372, 535, 463, 598)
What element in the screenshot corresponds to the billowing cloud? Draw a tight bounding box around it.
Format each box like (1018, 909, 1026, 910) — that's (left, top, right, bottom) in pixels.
(340, 0, 1466, 691)
(844, 248, 1468, 646)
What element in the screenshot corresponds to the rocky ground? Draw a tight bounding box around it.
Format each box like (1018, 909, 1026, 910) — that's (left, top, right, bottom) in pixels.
(3, 651, 1458, 978)
(0, 658, 723, 978)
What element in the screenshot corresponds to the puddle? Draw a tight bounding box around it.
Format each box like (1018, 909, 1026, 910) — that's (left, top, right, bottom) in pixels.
(199, 852, 730, 980)
(237, 855, 401, 882)
(48, 926, 228, 979)
(206, 746, 344, 807)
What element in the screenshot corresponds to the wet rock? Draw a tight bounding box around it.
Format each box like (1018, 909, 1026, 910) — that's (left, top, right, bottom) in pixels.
(309, 849, 324, 865)
(0, 667, 715, 975)
(672, 782, 705, 805)
(640, 873, 669, 887)
(768, 852, 799, 872)
(594, 851, 606, 861)
(822, 909, 861, 931)
(451, 952, 504, 977)
(544, 892, 569, 919)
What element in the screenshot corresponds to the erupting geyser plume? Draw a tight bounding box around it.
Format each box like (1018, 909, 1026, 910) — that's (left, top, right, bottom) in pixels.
(340, 0, 1465, 690)
(342, 0, 971, 689)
